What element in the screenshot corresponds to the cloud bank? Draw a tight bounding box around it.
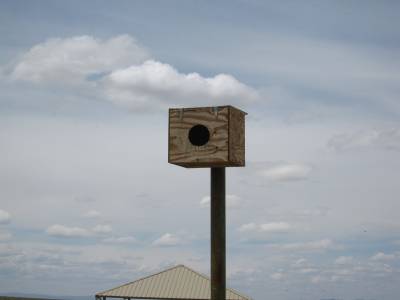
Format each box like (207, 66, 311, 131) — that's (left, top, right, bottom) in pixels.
(103, 60, 258, 110)
(7, 35, 258, 111)
(272, 239, 337, 252)
(11, 35, 149, 84)
(46, 224, 91, 238)
(46, 224, 113, 238)
(328, 128, 400, 152)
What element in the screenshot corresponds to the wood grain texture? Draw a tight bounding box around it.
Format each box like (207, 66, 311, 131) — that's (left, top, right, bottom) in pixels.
(228, 106, 245, 166)
(168, 105, 246, 168)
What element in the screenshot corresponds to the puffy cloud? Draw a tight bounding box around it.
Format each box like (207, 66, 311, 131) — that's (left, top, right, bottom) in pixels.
(0, 242, 148, 290)
(152, 233, 181, 246)
(328, 128, 400, 152)
(46, 224, 112, 238)
(46, 224, 91, 238)
(0, 210, 11, 224)
(82, 210, 101, 218)
(200, 194, 242, 208)
(7, 35, 258, 112)
(102, 60, 258, 111)
(238, 222, 291, 233)
(10, 35, 149, 84)
(259, 163, 312, 181)
(370, 252, 396, 261)
(260, 222, 292, 232)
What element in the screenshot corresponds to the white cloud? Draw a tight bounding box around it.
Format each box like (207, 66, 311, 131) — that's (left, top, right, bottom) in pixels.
(259, 163, 312, 181)
(200, 194, 242, 208)
(46, 224, 91, 238)
(6, 35, 258, 112)
(293, 258, 307, 266)
(0, 241, 151, 293)
(328, 128, 400, 152)
(260, 222, 291, 232)
(335, 256, 353, 265)
(370, 252, 396, 261)
(238, 222, 258, 232)
(102, 60, 258, 111)
(92, 224, 112, 234)
(199, 197, 210, 208)
(0, 209, 11, 224)
(238, 222, 291, 233)
(102, 236, 137, 244)
(82, 210, 101, 218)
(298, 268, 318, 274)
(152, 233, 182, 246)
(10, 35, 149, 84)
(46, 224, 112, 238)
(271, 239, 337, 252)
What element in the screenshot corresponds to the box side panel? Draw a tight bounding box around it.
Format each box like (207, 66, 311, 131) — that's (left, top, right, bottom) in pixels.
(228, 106, 245, 166)
(168, 109, 173, 164)
(169, 107, 229, 167)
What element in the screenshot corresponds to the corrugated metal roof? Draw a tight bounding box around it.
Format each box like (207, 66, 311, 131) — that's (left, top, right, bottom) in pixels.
(96, 265, 251, 300)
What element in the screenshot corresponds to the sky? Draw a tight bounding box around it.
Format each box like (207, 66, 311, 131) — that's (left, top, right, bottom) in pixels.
(0, 1, 400, 299)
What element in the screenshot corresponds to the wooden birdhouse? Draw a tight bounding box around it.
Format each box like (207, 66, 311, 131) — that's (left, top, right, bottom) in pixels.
(168, 105, 247, 168)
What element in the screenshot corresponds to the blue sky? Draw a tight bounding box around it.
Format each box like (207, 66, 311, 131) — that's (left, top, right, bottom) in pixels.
(1, 1, 400, 300)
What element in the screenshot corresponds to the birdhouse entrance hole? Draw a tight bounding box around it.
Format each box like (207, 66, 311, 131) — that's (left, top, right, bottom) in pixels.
(188, 124, 210, 146)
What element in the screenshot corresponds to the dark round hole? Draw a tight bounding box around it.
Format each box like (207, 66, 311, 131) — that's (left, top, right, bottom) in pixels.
(188, 124, 210, 146)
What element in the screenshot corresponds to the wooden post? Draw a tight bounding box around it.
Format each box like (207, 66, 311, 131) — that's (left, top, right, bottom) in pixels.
(211, 167, 226, 300)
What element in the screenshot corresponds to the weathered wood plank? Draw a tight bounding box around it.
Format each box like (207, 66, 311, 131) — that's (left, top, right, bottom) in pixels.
(168, 105, 246, 168)
(228, 106, 245, 166)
